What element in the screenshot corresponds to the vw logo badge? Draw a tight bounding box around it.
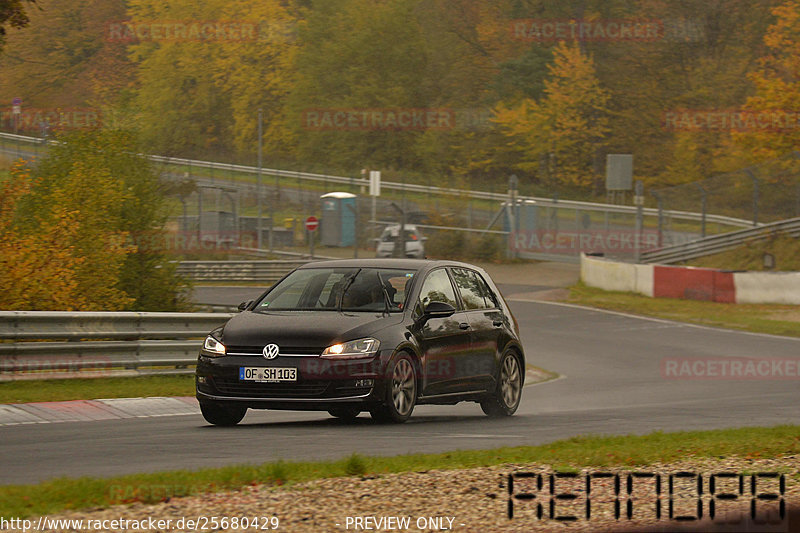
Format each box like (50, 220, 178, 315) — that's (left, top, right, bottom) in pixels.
(262, 343, 280, 360)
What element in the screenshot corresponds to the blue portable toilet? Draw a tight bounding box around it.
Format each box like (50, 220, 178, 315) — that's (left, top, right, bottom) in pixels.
(320, 192, 357, 247)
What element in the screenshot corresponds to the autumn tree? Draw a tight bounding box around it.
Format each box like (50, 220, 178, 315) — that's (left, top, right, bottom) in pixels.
(126, 0, 298, 160)
(0, 162, 88, 310)
(493, 42, 609, 190)
(0, 0, 128, 111)
(733, 0, 800, 162)
(0, 0, 34, 53)
(14, 129, 189, 311)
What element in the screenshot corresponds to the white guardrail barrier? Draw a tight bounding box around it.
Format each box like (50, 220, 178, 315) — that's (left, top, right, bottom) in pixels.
(0, 312, 234, 380)
(641, 216, 800, 264)
(175, 259, 310, 282)
(0, 131, 756, 229)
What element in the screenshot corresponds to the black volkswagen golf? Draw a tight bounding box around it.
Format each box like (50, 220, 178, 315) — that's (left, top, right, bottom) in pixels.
(196, 259, 525, 425)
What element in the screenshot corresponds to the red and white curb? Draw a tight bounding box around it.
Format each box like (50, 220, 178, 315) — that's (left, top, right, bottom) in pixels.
(0, 397, 200, 426)
(581, 253, 800, 304)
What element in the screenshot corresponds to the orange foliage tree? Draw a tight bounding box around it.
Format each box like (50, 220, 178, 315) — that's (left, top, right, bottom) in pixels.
(0, 162, 89, 310)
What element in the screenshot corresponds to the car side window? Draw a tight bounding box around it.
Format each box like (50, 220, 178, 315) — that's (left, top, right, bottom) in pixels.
(418, 269, 458, 311)
(451, 268, 490, 310)
(474, 272, 500, 309)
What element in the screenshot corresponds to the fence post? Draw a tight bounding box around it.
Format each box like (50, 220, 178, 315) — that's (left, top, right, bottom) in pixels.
(652, 191, 663, 248)
(635, 180, 644, 263)
(696, 184, 707, 238)
(507, 175, 518, 259)
(745, 168, 759, 226)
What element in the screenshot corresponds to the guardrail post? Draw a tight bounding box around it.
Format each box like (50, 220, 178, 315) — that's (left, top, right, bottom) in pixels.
(695, 184, 708, 239)
(652, 191, 663, 248)
(745, 168, 759, 226)
(634, 180, 644, 263)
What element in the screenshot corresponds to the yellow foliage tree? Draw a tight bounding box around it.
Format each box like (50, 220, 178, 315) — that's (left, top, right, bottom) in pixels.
(493, 43, 609, 190)
(734, 0, 800, 162)
(0, 163, 88, 310)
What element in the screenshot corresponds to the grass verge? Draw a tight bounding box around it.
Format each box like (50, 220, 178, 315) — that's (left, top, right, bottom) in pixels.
(568, 282, 800, 337)
(1, 425, 798, 519)
(689, 233, 800, 271)
(0, 376, 194, 404)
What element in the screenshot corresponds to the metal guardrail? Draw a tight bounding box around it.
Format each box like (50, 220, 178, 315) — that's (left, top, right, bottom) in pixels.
(176, 259, 312, 282)
(640, 217, 800, 264)
(0, 311, 234, 379)
(0, 131, 756, 229)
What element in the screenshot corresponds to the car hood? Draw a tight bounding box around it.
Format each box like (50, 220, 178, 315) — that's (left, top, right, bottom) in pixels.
(219, 310, 403, 350)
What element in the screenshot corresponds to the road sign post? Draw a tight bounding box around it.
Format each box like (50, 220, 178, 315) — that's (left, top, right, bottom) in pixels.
(369, 170, 380, 245)
(11, 98, 22, 136)
(305, 216, 319, 259)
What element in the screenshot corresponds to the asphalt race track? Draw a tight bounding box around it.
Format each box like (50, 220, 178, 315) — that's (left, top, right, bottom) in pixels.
(1, 296, 799, 486)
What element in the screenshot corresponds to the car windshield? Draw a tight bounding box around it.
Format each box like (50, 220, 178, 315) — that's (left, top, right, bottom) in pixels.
(380, 227, 421, 242)
(255, 267, 416, 312)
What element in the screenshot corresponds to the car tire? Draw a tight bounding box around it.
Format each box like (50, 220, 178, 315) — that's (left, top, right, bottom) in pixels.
(200, 401, 247, 426)
(328, 407, 361, 421)
(370, 352, 417, 423)
(480, 350, 523, 417)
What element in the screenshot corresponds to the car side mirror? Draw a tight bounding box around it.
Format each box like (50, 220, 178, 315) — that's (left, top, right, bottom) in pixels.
(237, 300, 253, 311)
(423, 301, 456, 319)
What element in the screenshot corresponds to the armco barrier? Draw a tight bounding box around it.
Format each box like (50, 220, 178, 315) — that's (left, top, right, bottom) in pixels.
(581, 253, 800, 305)
(0, 311, 234, 380)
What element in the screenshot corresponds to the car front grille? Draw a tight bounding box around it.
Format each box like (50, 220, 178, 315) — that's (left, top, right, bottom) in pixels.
(225, 346, 324, 357)
(207, 377, 373, 399)
(212, 377, 329, 398)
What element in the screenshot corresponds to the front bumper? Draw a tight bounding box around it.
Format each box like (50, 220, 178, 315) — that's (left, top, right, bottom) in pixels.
(195, 353, 388, 410)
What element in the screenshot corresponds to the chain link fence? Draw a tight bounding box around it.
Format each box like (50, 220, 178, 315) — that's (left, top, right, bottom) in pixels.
(1, 132, 759, 263)
(652, 155, 800, 239)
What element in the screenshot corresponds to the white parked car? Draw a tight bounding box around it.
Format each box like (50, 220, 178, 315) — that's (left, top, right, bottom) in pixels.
(375, 224, 426, 258)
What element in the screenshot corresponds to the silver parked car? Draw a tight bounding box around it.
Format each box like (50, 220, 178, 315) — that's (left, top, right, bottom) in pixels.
(375, 224, 426, 258)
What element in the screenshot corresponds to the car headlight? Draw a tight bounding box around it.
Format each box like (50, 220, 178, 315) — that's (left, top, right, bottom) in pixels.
(202, 335, 226, 357)
(321, 338, 380, 359)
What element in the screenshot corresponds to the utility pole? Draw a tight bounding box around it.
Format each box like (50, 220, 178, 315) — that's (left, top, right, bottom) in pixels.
(257, 108, 263, 249)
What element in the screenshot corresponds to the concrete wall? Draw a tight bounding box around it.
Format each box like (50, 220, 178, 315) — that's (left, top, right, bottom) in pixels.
(734, 271, 800, 305)
(580, 254, 654, 297)
(581, 254, 800, 305)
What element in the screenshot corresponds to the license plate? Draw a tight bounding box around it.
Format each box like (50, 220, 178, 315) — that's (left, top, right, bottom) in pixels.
(239, 367, 297, 382)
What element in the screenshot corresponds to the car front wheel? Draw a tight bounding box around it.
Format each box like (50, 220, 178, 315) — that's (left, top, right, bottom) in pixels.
(371, 353, 417, 423)
(200, 401, 247, 426)
(481, 350, 523, 417)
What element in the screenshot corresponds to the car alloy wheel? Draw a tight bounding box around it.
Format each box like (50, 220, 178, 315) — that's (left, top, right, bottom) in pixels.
(371, 353, 417, 423)
(481, 350, 522, 417)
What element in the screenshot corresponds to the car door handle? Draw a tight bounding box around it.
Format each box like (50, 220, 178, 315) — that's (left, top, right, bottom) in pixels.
(492, 320, 503, 327)
(459, 322, 470, 330)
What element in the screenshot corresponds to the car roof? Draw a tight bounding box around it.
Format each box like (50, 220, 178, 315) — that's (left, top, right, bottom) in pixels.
(296, 258, 483, 272)
(382, 224, 420, 231)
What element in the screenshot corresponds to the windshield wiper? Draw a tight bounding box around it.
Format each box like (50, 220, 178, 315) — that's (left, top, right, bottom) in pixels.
(337, 270, 360, 312)
(377, 271, 391, 316)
